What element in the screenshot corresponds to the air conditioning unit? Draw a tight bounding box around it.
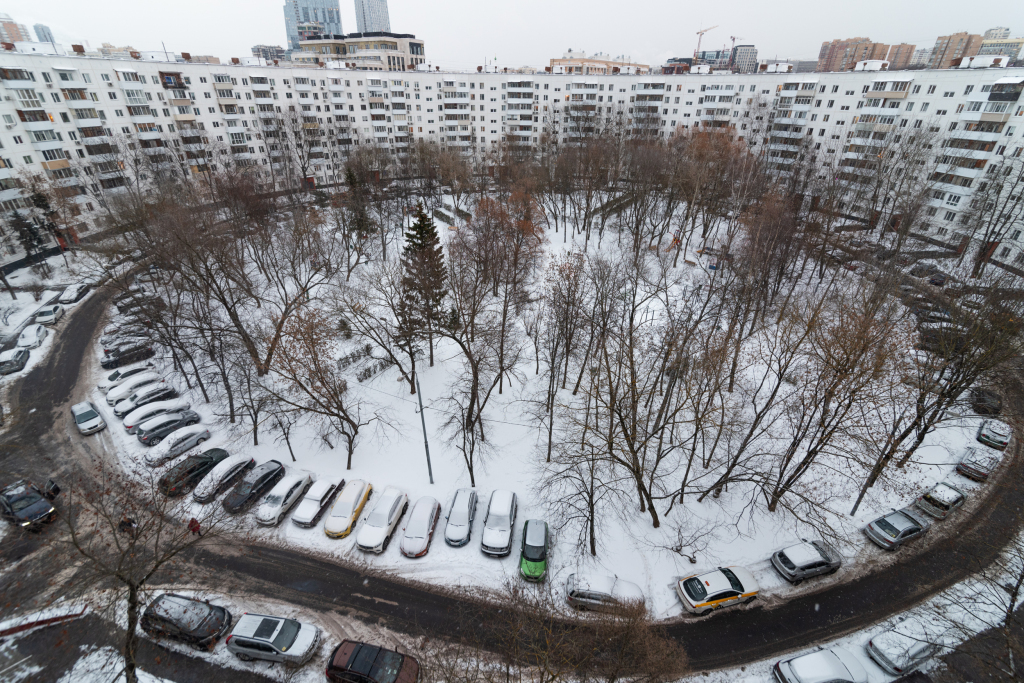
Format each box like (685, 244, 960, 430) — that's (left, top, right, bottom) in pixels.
(46, 83, 53, 88)
(108, 82, 114, 87)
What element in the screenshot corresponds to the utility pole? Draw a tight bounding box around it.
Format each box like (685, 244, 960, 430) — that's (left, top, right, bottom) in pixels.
(415, 374, 434, 484)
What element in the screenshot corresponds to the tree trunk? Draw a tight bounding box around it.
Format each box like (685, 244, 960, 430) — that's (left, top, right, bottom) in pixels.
(124, 582, 141, 683)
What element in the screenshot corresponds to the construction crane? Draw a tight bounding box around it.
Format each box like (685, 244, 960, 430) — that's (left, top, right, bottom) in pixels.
(728, 36, 744, 68)
(694, 25, 719, 61)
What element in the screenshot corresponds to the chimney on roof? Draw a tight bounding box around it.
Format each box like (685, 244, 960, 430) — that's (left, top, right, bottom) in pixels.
(130, 51, 140, 59)
(181, 52, 191, 62)
(231, 57, 240, 64)
(72, 44, 85, 54)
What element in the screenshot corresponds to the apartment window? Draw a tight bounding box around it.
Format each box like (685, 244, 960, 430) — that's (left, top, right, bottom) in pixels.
(964, 85, 974, 95)
(1012, 230, 1022, 241)
(927, 85, 936, 94)
(944, 211, 956, 221)
(943, 91, 954, 98)
(862, 85, 869, 93)
(831, 85, 838, 93)
(912, 85, 921, 94)
(22, 155, 31, 163)
(921, 103, 929, 112)
(108, 92, 117, 100)
(101, 74, 110, 82)
(1000, 247, 1011, 258)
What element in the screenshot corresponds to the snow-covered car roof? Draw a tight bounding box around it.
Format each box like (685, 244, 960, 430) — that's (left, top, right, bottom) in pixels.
(982, 419, 1011, 436)
(138, 411, 185, 432)
(19, 323, 44, 337)
(925, 483, 964, 507)
(124, 399, 191, 427)
(304, 479, 334, 500)
(782, 542, 825, 568)
(524, 519, 547, 547)
(164, 423, 209, 444)
(266, 472, 307, 499)
(405, 496, 439, 537)
(192, 453, 248, 498)
(0, 349, 24, 361)
(789, 648, 863, 683)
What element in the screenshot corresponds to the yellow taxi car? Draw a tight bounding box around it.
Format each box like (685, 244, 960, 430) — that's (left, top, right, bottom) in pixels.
(323, 479, 372, 538)
(675, 566, 759, 615)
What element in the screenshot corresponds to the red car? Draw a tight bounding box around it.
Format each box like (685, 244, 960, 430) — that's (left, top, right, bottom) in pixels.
(326, 640, 419, 683)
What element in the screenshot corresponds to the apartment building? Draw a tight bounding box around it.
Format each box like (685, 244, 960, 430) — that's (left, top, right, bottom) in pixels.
(354, 0, 391, 34)
(985, 27, 1011, 40)
(33, 25, 55, 45)
(0, 14, 30, 44)
(885, 43, 916, 70)
(979, 37, 1024, 63)
(283, 1, 343, 51)
(817, 38, 887, 72)
(732, 46, 759, 74)
(298, 32, 425, 71)
(909, 48, 932, 68)
(0, 49, 1020, 273)
(549, 51, 649, 75)
(928, 32, 983, 70)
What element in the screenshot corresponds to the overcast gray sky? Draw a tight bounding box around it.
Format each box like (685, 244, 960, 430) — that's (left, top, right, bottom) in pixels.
(6, 0, 1023, 69)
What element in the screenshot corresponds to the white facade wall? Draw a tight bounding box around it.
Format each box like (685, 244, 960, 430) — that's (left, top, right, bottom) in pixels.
(0, 52, 1021, 271)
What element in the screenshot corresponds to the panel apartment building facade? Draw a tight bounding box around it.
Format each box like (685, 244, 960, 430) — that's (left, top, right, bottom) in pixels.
(0, 50, 1020, 273)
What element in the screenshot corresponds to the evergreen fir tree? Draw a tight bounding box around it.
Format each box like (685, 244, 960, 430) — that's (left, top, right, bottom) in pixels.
(9, 211, 47, 270)
(401, 203, 446, 366)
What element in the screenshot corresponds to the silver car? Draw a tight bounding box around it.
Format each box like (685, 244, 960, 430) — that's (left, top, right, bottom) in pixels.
(0, 349, 29, 375)
(914, 482, 966, 519)
(769, 539, 842, 584)
(565, 573, 645, 613)
(71, 401, 106, 435)
(400, 496, 441, 558)
(291, 478, 341, 528)
(773, 647, 867, 683)
(225, 613, 320, 666)
(444, 488, 478, 547)
(956, 446, 1001, 482)
(123, 399, 192, 434)
(864, 508, 931, 551)
(866, 618, 945, 676)
(480, 489, 517, 557)
(143, 425, 211, 466)
(977, 419, 1011, 450)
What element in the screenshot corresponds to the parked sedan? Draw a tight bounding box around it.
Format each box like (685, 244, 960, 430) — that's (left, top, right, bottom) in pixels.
(326, 640, 420, 683)
(773, 647, 868, 683)
(0, 480, 59, 529)
(675, 566, 759, 615)
(97, 361, 157, 394)
(970, 388, 1002, 416)
(400, 496, 441, 558)
(355, 486, 408, 553)
(35, 304, 64, 325)
(323, 479, 371, 538)
(123, 399, 191, 434)
(100, 341, 156, 370)
(565, 573, 645, 613)
(914, 482, 966, 519)
(866, 618, 945, 676)
(291, 478, 342, 528)
(70, 401, 106, 435)
(977, 419, 1011, 450)
(140, 593, 232, 651)
(480, 489, 517, 557)
(17, 324, 47, 349)
(143, 425, 211, 466)
(519, 519, 550, 582)
(225, 613, 320, 666)
(863, 508, 931, 551)
(444, 487, 478, 547)
(0, 348, 29, 375)
(58, 283, 90, 304)
(106, 372, 161, 406)
(222, 460, 285, 513)
(114, 383, 178, 418)
(770, 539, 842, 585)
(956, 446, 1001, 482)
(158, 450, 230, 497)
(255, 473, 313, 526)
(137, 410, 200, 446)
(193, 453, 253, 504)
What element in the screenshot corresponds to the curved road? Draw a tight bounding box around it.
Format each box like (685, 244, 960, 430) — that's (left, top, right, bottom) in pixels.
(2, 290, 1022, 673)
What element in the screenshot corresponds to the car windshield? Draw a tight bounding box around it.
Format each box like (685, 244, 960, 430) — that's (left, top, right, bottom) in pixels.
(367, 504, 390, 526)
(682, 577, 707, 602)
(264, 494, 283, 507)
(74, 409, 99, 424)
(488, 512, 509, 528)
(271, 619, 301, 652)
(720, 568, 744, 592)
(330, 498, 355, 517)
(875, 517, 902, 538)
(777, 551, 796, 570)
(10, 491, 41, 512)
(369, 651, 405, 683)
(523, 543, 545, 562)
(449, 498, 470, 525)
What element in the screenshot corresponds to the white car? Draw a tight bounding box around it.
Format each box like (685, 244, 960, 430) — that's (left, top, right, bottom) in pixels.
(17, 324, 47, 349)
(355, 486, 408, 553)
(143, 424, 211, 466)
(105, 372, 161, 406)
(323, 479, 372, 539)
(123, 398, 191, 434)
(35, 304, 64, 325)
(773, 647, 867, 683)
(58, 284, 89, 304)
(866, 618, 946, 676)
(480, 489, 517, 557)
(193, 453, 254, 504)
(977, 419, 1011, 450)
(70, 401, 106, 435)
(675, 566, 760, 615)
(97, 361, 157, 394)
(400, 496, 441, 558)
(255, 473, 313, 526)
(291, 478, 342, 528)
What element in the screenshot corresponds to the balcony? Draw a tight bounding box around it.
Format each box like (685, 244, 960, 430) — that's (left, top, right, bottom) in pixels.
(23, 120, 55, 132)
(948, 129, 1002, 143)
(130, 114, 156, 125)
(40, 159, 70, 171)
(169, 98, 191, 107)
(137, 131, 162, 141)
(217, 96, 238, 106)
(959, 110, 1011, 124)
(328, 83, 345, 93)
(294, 82, 313, 92)
(30, 139, 64, 152)
(863, 90, 908, 99)
(254, 97, 274, 105)
(173, 112, 196, 122)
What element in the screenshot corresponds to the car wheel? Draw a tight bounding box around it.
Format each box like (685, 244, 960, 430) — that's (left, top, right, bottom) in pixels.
(791, 578, 803, 586)
(382, 535, 391, 551)
(196, 437, 207, 444)
(235, 653, 253, 662)
(699, 607, 713, 616)
(743, 595, 757, 605)
(186, 420, 197, 426)
(150, 437, 162, 445)
(827, 567, 838, 575)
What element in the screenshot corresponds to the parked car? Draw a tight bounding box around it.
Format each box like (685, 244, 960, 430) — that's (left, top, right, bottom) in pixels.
(114, 383, 178, 418)
(928, 272, 949, 287)
(400, 496, 441, 558)
(255, 473, 313, 526)
(101, 340, 156, 369)
(519, 519, 550, 582)
(773, 646, 868, 683)
(675, 566, 759, 615)
(355, 486, 408, 553)
(323, 479, 371, 538)
(106, 372, 161, 406)
(102, 333, 153, 355)
(222, 460, 285, 513)
(970, 388, 1002, 416)
(143, 425, 211, 466)
(225, 613, 320, 666)
(58, 283, 90, 304)
(956, 446, 1001, 482)
(444, 487, 478, 547)
(909, 262, 940, 278)
(866, 618, 945, 676)
(123, 399, 191, 434)
(914, 482, 966, 520)
(70, 401, 106, 435)
(480, 489, 517, 557)
(0, 348, 30, 375)
(17, 324, 47, 349)
(864, 508, 931, 551)
(292, 478, 342, 528)
(97, 361, 157, 394)
(157, 449, 229, 497)
(977, 419, 1011, 450)
(0, 480, 59, 529)
(565, 573, 645, 613)
(193, 453, 253, 504)
(137, 410, 200, 446)
(770, 539, 842, 585)
(326, 640, 420, 683)
(140, 593, 232, 651)
(35, 303, 64, 325)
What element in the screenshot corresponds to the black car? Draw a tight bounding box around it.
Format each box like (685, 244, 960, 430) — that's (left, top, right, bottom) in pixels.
(0, 480, 59, 529)
(194, 454, 254, 504)
(137, 410, 200, 446)
(158, 450, 230, 497)
(140, 593, 232, 651)
(971, 388, 1002, 416)
(222, 460, 285, 513)
(928, 272, 949, 287)
(101, 341, 156, 370)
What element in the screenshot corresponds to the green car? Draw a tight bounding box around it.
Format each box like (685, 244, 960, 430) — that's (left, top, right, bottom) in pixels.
(519, 519, 549, 582)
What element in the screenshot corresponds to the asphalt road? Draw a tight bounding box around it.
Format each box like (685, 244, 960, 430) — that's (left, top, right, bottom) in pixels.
(2, 285, 1023, 675)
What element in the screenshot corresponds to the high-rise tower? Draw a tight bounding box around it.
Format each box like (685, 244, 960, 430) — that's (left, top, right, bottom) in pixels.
(283, 1, 342, 51)
(354, 0, 391, 33)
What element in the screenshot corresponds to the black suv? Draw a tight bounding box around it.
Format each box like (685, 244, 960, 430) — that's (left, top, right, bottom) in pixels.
(158, 450, 230, 497)
(140, 593, 232, 650)
(137, 410, 200, 446)
(222, 460, 285, 513)
(101, 341, 156, 370)
(1, 480, 60, 529)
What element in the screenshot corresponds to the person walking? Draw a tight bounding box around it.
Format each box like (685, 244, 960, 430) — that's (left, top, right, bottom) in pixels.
(187, 517, 201, 537)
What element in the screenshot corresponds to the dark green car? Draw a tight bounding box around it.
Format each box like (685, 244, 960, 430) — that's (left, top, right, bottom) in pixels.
(519, 519, 549, 582)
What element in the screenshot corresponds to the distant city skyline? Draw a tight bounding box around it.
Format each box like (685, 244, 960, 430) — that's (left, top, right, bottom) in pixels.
(2, 0, 1020, 71)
